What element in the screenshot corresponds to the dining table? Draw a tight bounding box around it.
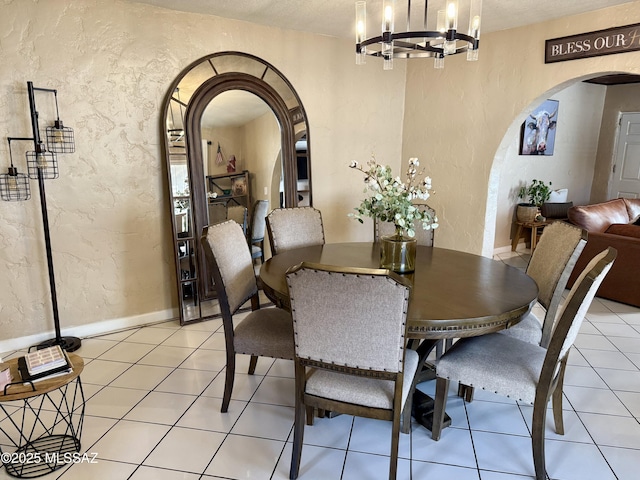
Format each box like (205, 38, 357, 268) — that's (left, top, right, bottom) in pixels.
(259, 242, 539, 430)
(261, 242, 538, 336)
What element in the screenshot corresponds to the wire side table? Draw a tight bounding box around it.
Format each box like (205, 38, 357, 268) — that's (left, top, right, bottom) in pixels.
(0, 353, 85, 478)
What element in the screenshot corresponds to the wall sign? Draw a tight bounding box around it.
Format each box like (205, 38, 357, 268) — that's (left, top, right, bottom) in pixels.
(545, 23, 640, 63)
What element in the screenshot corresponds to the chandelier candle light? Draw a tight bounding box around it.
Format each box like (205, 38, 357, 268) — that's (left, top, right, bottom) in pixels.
(356, 0, 482, 70)
(349, 156, 438, 273)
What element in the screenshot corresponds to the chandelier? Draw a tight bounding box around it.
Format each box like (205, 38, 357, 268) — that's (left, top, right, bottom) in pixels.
(355, 0, 482, 70)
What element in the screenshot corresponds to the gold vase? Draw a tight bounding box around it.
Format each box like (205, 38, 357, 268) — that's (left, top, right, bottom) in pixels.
(380, 235, 417, 273)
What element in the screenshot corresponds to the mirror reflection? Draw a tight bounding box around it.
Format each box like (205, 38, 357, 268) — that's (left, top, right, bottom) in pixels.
(162, 52, 312, 325)
(201, 90, 280, 228)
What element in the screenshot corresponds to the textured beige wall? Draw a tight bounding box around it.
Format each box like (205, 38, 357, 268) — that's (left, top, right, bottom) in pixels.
(243, 111, 281, 207)
(0, 0, 406, 344)
(593, 83, 640, 202)
(202, 126, 245, 177)
(402, 1, 640, 256)
(4, 0, 638, 345)
(494, 82, 606, 249)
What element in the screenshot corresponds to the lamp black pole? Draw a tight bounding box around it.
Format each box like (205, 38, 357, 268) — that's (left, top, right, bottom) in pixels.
(26, 81, 81, 352)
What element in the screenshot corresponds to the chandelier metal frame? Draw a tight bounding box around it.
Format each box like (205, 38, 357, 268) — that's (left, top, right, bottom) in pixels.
(357, 28, 478, 59)
(355, 0, 482, 68)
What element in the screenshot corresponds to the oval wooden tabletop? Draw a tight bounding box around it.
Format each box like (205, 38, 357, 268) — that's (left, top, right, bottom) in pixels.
(260, 243, 538, 339)
(0, 353, 84, 401)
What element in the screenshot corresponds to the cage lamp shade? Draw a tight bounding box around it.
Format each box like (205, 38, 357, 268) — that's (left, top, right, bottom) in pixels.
(26, 143, 59, 180)
(0, 166, 31, 201)
(46, 120, 75, 154)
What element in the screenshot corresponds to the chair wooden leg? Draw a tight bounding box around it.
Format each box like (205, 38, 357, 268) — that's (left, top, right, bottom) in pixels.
(532, 390, 549, 480)
(552, 357, 568, 435)
(464, 385, 474, 403)
(290, 363, 306, 480)
(401, 400, 412, 435)
(401, 385, 414, 434)
(221, 352, 235, 413)
(402, 356, 422, 434)
(248, 355, 258, 375)
(290, 402, 305, 479)
(457, 383, 475, 403)
(306, 406, 315, 426)
(389, 412, 400, 480)
(431, 377, 450, 441)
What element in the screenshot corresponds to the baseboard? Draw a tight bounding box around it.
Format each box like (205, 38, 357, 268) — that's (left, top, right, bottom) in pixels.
(494, 242, 530, 256)
(0, 308, 179, 354)
(493, 244, 513, 255)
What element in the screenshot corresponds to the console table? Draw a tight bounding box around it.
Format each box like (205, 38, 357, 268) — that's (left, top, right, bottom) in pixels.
(0, 353, 85, 478)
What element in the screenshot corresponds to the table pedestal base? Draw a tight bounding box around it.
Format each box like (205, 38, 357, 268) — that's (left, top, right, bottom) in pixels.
(407, 340, 452, 433)
(412, 390, 451, 432)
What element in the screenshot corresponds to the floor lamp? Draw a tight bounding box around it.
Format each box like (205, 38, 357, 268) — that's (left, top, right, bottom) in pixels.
(0, 81, 80, 352)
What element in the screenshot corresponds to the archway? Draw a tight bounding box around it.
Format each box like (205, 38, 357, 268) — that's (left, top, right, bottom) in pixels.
(485, 72, 638, 255)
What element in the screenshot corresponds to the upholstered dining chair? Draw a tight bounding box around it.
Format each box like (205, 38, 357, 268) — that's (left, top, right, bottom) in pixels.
(201, 220, 294, 413)
(374, 204, 437, 247)
(431, 247, 616, 480)
(249, 199, 269, 263)
(459, 221, 587, 403)
(266, 206, 325, 256)
(226, 205, 248, 236)
(208, 202, 227, 225)
(286, 263, 419, 480)
(502, 221, 588, 348)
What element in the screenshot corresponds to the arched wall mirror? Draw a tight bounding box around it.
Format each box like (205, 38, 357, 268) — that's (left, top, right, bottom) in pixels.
(161, 52, 312, 324)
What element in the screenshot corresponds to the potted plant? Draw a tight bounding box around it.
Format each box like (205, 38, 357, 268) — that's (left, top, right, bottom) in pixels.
(516, 179, 552, 222)
(349, 156, 438, 272)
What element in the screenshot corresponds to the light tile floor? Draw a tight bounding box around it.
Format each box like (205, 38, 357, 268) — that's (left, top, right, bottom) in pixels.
(0, 250, 638, 479)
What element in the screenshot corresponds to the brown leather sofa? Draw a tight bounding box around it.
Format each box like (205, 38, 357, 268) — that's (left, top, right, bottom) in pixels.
(567, 198, 640, 307)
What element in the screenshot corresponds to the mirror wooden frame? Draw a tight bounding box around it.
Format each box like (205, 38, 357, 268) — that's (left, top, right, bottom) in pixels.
(161, 51, 311, 324)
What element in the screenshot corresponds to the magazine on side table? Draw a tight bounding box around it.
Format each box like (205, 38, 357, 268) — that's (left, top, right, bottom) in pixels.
(17, 345, 72, 383)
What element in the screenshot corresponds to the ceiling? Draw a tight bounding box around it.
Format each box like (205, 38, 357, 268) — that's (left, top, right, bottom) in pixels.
(146, 0, 637, 128)
(202, 90, 272, 129)
(133, 0, 634, 38)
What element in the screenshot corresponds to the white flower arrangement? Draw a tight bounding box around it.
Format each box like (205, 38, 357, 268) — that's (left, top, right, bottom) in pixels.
(349, 156, 439, 238)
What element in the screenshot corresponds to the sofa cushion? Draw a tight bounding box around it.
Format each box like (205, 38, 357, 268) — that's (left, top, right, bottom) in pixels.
(606, 223, 640, 239)
(568, 198, 630, 233)
(624, 198, 640, 223)
(548, 188, 568, 203)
